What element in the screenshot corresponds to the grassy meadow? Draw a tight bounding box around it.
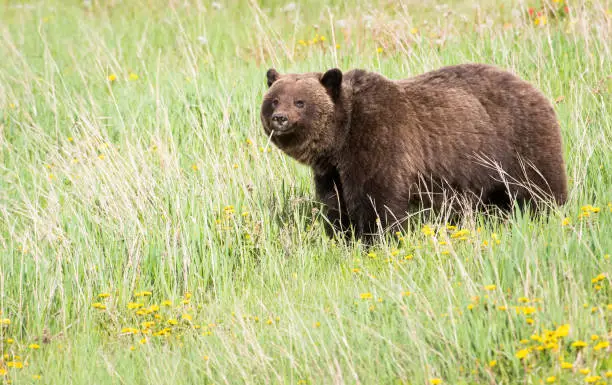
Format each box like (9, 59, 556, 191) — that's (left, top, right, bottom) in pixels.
(0, 0, 611, 383)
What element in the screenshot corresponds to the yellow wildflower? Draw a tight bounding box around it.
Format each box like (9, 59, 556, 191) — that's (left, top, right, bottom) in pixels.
(430, 379, 442, 385)
(530, 334, 543, 342)
(593, 341, 609, 350)
(421, 225, 434, 236)
(108, 74, 117, 82)
(534, 15, 547, 25)
(451, 229, 469, 239)
(579, 369, 590, 375)
(134, 291, 152, 297)
(121, 327, 139, 334)
(581, 205, 600, 213)
(167, 319, 179, 326)
(521, 306, 536, 315)
(92, 302, 106, 310)
(7, 361, 23, 368)
(98, 293, 111, 298)
(545, 376, 556, 383)
(360, 292, 373, 300)
(127, 303, 144, 309)
(489, 360, 497, 367)
(584, 376, 601, 383)
(591, 273, 605, 283)
(555, 324, 570, 337)
(28, 343, 40, 350)
(484, 285, 496, 291)
(1, 318, 11, 325)
(560, 362, 573, 369)
(572, 340, 588, 348)
(515, 349, 530, 359)
(152, 327, 166, 336)
(129, 72, 139, 81)
(181, 313, 193, 321)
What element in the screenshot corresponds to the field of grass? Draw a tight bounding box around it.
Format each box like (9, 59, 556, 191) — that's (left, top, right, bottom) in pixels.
(0, 0, 611, 383)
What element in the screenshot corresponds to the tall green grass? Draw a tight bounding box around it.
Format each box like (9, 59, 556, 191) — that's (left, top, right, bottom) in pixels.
(0, 0, 610, 384)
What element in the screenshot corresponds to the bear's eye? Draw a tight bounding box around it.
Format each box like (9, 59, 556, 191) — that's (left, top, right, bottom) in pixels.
(272, 99, 279, 108)
(294, 100, 305, 108)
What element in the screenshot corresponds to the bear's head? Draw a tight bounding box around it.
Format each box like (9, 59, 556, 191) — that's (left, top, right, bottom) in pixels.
(260, 68, 346, 166)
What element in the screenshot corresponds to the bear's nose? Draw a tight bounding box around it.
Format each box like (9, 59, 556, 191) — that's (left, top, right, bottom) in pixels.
(271, 113, 289, 126)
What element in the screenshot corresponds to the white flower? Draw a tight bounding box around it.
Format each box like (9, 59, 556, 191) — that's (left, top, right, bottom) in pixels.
(197, 36, 208, 45)
(212, 2, 222, 10)
(281, 3, 296, 12)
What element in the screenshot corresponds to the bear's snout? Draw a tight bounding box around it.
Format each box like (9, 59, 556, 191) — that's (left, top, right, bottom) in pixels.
(271, 112, 289, 130)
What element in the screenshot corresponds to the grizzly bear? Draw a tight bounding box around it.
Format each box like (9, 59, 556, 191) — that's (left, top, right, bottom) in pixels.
(260, 64, 568, 240)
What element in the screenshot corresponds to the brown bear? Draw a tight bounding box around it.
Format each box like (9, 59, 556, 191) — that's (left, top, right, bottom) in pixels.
(260, 64, 568, 240)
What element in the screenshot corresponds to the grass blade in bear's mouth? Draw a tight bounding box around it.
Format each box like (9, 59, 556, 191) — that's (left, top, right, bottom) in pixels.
(272, 127, 293, 136)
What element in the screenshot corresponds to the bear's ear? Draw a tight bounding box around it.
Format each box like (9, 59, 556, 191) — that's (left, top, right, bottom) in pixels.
(266, 68, 280, 87)
(320, 68, 343, 101)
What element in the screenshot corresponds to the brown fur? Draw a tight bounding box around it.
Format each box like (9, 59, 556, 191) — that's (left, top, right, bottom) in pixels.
(261, 64, 568, 240)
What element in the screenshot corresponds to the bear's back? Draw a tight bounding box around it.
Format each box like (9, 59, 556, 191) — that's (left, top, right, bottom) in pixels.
(341, 64, 567, 208)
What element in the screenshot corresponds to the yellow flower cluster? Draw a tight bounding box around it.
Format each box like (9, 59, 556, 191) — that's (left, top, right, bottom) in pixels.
(450, 229, 470, 240)
(579, 204, 601, 219)
(298, 33, 327, 47)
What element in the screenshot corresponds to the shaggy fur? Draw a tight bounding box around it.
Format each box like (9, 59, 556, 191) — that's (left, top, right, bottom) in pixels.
(260, 64, 568, 240)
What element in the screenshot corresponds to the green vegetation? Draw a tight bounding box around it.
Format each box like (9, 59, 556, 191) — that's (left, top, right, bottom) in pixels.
(0, 0, 610, 383)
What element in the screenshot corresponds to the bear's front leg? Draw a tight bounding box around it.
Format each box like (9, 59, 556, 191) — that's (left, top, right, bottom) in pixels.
(313, 167, 350, 238)
(343, 177, 394, 243)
